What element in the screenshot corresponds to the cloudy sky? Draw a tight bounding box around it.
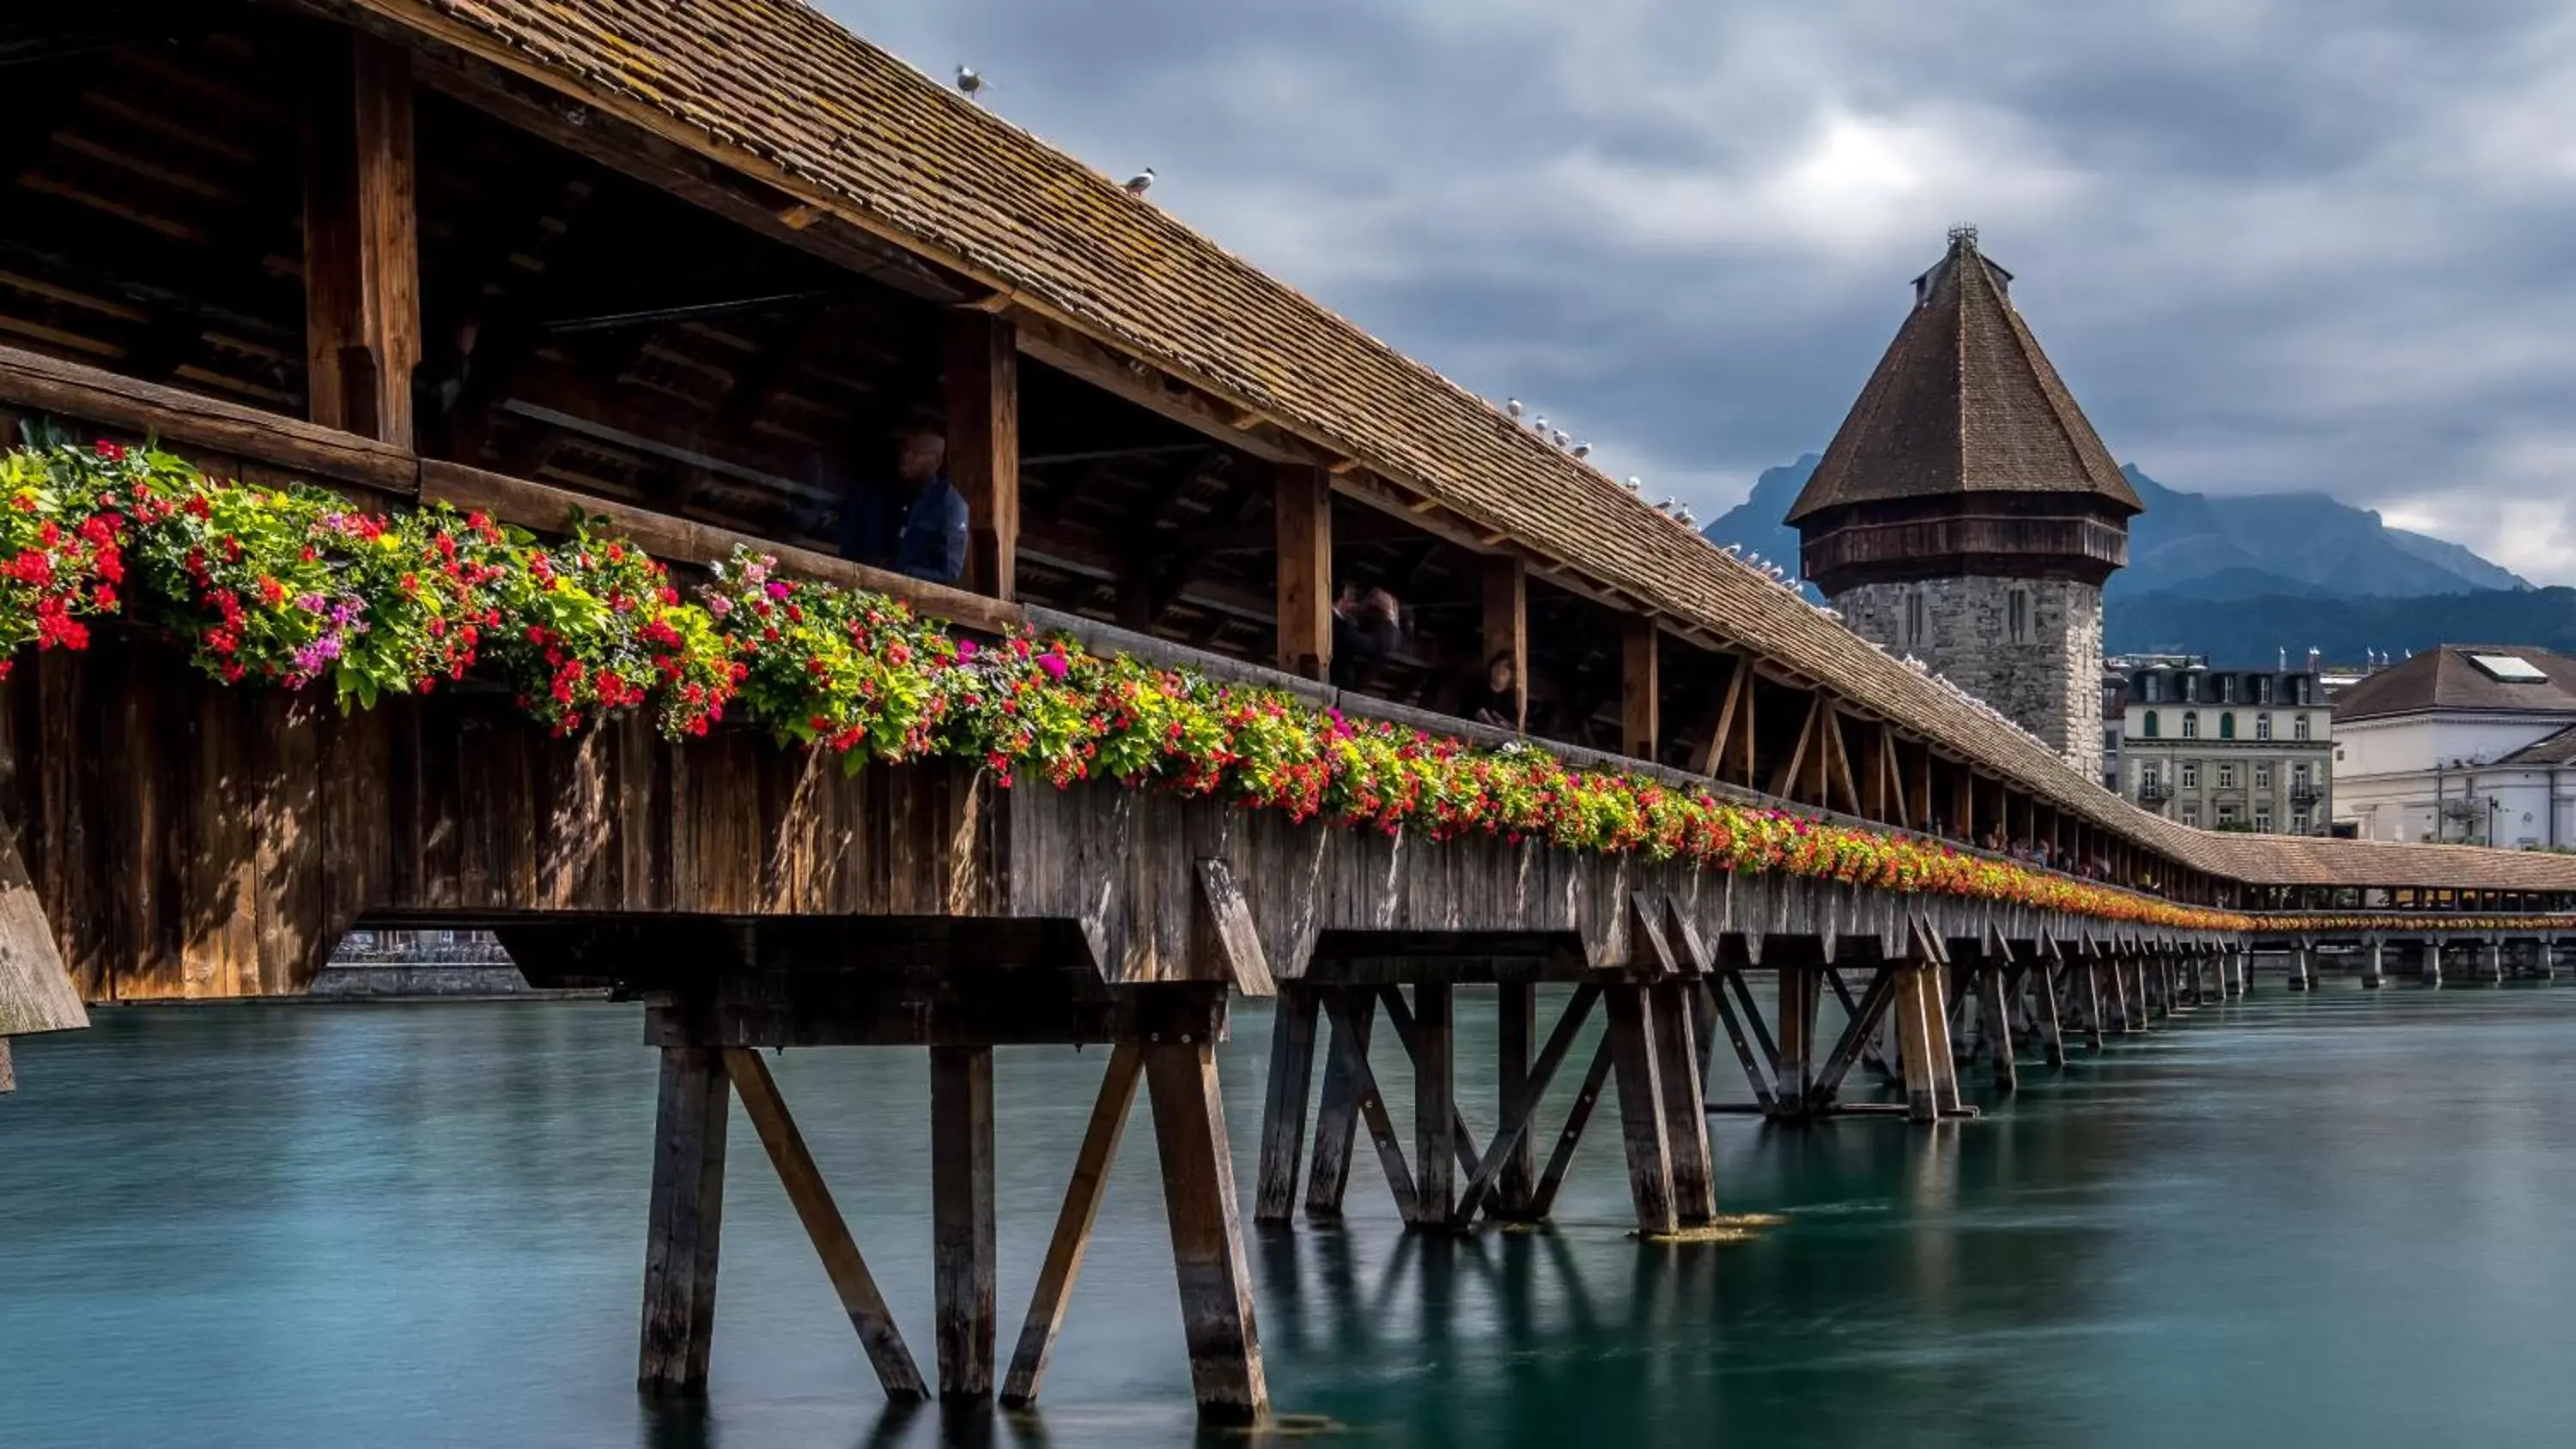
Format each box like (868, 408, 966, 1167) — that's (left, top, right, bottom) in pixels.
(831, 0, 2576, 583)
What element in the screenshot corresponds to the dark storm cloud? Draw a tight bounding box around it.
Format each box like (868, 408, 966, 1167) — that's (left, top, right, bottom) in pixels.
(833, 0, 2576, 580)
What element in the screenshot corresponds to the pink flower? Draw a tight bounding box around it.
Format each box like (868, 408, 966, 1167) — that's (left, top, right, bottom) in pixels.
(1037, 651, 1068, 682)
(766, 580, 792, 600)
(957, 638, 977, 660)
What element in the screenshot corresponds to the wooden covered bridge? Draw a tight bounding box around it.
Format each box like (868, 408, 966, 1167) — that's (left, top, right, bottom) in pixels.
(3, 0, 2574, 1424)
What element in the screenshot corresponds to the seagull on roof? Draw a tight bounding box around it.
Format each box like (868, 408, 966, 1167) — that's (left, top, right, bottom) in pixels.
(1675, 506, 1696, 526)
(1571, 441, 1591, 459)
(1530, 415, 1547, 436)
(1625, 476, 1643, 493)
(1720, 542, 1740, 555)
(1658, 497, 1677, 512)
(955, 64, 985, 98)
(1552, 430, 1571, 449)
(1125, 168, 1156, 196)
(1506, 397, 1523, 420)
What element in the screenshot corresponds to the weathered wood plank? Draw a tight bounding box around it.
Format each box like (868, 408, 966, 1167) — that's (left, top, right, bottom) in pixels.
(1321, 990, 1417, 1221)
(722, 1047, 927, 1399)
(1001, 1039, 1144, 1409)
(946, 312, 1019, 599)
(639, 1045, 730, 1395)
(1143, 1035, 1270, 1424)
(1251, 985, 1318, 1224)
(929, 1044, 997, 1400)
(304, 31, 422, 446)
(1275, 462, 1331, 681)
(1303, 987, 1375, 1219)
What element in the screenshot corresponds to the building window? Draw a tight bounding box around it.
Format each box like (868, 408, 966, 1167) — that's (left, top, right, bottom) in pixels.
(2140, 674, 2163, 703)
(2293, 713, 2312, 741)
(1902, 587, 1928, 649)
(2256, 676, 2274, 705)
(2103, 727, 2119, 754)
(2220, 675, 2239, 704)
(2293, 808, 2311, 833)
(2142, 764, 2163, 789)
(2293, 676, 2314, 706)
(2254, 765, 2271, 790)
(2217, 803, 2241, 824)
(2142, 710, 2160, 738)
(2180, 762, 2199, 789)
(2006, 587, 2032, 645)
(2255, 808, 2274, 833)
(2220, 712, 2237, 740)
(2183, 712, 2200, 739)
(2292, 762, 2311, 787)
(2218, 763, 2238, 789)
(2182, 807, 2201, 828)
(2256, 712, 2272, 741)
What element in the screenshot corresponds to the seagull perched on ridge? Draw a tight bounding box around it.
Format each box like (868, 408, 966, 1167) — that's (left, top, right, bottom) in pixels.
(1506, 397, 1523, 420)
(1570, 441, 1591, 459)
(1124, 167, 1157, 196)
(955, 64, 985, 98)
(1552, 429, 1571, 449)
(1626, 476, 1643, 492)
(1720, 542, 1741, 555)
(1530, 415, 1548, 436)
(1675, 506, 1696, 526)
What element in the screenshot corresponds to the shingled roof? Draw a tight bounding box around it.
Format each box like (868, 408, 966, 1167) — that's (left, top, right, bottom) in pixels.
(2335, 646, 2576, 724)
(322, 0, 2576, 895)
(1786, 229, 2143, 524)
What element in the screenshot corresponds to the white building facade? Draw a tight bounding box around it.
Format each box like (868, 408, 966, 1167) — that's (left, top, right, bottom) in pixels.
(2331, 646, 2576, 849)
(2114, 657, 2333, 834)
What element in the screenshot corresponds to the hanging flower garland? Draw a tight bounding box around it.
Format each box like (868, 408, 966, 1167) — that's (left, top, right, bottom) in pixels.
(0, 436, 2257, 931)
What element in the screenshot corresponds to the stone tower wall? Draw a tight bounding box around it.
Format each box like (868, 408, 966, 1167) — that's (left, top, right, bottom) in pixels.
(1833, 575, 2105, 782)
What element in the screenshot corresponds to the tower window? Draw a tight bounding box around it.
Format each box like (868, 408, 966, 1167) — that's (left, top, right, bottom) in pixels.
(2256, 712, 2272, 741)
(2183, 712, 2199, 739)
(1902, 587, 1929, 649)
(2294, 713, 2312, 741)
(2006, 587, 2032, 645)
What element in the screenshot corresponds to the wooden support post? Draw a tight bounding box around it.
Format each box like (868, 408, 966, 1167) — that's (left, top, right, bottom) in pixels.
(640, 1046, 730, 1396)
(1623, 615, 1659, 762)
(1303, 988, 1375, 1218)
(1811, 964, 1900, 1104)
(1252, 985, 1319, 1224)
(929, 1045, 997, 1401)
(1459, 985, 1601, 1227)
(1274, 463, 1333, 681)
(1649, 979, 1716, 1226)
(1602, 985, 1678, 1235)
(1702, 973, 1777, 1113)
(2080, 958, 2107, 1051)
(1496, 980, 1539, 1216)
(2030, 949, 2067, 1070)
(724, 1050, 928, 1400)
(304, 31, 422, 446)
(2484, 939, 2505, 985)
(945, 312, 1020, 599)
(1483, 556, 1528, 731)
(1530, 1039, 1614, 1221)
(1143, 1037, 1270, 1425)
(1411, 982, 1456, 1228)
(1889, 961, 1942, 1124)
(1977, 958, 2016, 1093)
(1692, 659, 1746, 778)
(0, 1038, 11, 1094)
(2421, 943, 2442, 988)
(2152, 957, 2173, 1019)
(1321, 992, 1418, 1221)
(1001, 1041, 1145, 1408)
(1774, 961, 1821, 1117)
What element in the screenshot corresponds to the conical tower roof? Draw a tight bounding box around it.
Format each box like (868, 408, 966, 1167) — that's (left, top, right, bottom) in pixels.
(1786, 228, 2142, 524)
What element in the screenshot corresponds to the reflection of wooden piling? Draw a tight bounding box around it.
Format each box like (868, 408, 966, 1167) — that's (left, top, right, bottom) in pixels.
(639, 1045, 730, 1396)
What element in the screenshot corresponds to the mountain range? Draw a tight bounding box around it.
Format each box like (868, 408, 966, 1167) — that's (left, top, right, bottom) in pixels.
(1702, 456, 2542, 664)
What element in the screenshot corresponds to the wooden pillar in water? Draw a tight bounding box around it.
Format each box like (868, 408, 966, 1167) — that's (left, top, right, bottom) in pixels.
(1274, 464, 1333, 682)
(1144, 1034, 1270, 1424)
(1410, 982, 1455, 1228)
(1976, 954, 2016, 1092)
(1774, 959, 1821, 1116)
(2030, 952, 2067, 1070)
(2080, 958, 2107, 1050)
(930, 1045, 997, 1400)
(2483, 938, 2505, 985)
(2422, 941, 2444, 988)
(946, 312, 1020, 600)
(1602, 984, 1678, 1234)
(1303, 988, 1374, 1218)
(1496, 979, 1539, 1216)
(1649, 978, 1716, 1226)
(1253, 985, 1319, 1224)
(2363, 938, 2385, 990)
(639, 1046, 730, 1396)
(304, 30, 422, 446)
(1889, 957, 1943, 1123)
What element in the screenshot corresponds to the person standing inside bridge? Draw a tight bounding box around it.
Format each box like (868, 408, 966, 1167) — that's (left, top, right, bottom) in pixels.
(835, 427, 969, 585)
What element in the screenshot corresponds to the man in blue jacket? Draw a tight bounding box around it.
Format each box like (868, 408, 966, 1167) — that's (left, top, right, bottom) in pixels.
(837, 427, 969, 585)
